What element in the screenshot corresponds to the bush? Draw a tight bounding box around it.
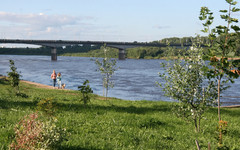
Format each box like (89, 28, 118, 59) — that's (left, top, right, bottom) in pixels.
(9, 112, 66, 149)
(10, 113, 41, 149)
(158, 43, 217, 132)
(7, 60, 21, 93)
(78, 80, 93, 105)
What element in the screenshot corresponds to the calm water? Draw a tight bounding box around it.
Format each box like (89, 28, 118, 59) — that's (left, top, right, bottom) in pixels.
(0, 55, 240, 105)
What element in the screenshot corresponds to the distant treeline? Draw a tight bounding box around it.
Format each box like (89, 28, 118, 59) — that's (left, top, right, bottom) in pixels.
(152, 36, 207, 45)
(153, 35, 240, 56)
(0, 44, 101, 56)
(62, 46, 181, 59)
(1, 36, 240, 59)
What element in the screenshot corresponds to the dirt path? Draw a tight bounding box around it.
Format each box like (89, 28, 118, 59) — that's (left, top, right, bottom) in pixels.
(20, 80, 70, 90)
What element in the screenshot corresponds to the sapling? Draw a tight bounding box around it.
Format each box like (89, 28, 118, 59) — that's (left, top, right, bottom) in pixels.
(95, 45, 118, 100)
(7, 60, 21, 94)
(158, 41, 217, 132)
(199, 0, 240, 121)
(78, 80, 93, 105)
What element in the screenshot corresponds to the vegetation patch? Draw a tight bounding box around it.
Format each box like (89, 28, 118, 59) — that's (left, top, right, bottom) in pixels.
(1, 78, 240, 149)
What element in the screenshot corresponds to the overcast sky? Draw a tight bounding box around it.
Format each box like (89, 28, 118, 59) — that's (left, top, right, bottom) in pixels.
(0, 0, 239, 42)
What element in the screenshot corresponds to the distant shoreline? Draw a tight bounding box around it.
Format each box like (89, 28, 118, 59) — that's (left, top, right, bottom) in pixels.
(0, 75, 71, 91)
(21, 80, 71, 91)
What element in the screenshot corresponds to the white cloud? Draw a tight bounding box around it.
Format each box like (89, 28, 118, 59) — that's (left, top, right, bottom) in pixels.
(0, 11, 98, 40)
(0, 11, 93, 30)
(0, 11, 164, 42)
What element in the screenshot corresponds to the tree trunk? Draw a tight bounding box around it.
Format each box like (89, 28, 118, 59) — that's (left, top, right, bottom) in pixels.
(194, 118, 198, 132)
(218, 79, 221, 121)
(208, 142, 211, 150)
(103, 81, 105, 97)
(106, 74, 109, 100)
(195, 140, 201, 150)
(198, 117, 201, 132)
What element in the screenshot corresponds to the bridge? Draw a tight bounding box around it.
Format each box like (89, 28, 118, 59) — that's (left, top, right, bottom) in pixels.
(0, 39, 188, 61)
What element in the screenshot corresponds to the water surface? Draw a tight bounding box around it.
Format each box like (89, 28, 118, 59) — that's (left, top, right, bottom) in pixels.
(0, 55, 239, 105)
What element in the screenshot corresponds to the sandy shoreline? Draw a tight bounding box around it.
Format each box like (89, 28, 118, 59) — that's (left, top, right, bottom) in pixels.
(20, 80, 71, 90)
(0, 75, 69, 90)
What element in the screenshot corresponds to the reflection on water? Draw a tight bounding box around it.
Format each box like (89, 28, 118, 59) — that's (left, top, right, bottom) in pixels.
(0, 55, 239, 105)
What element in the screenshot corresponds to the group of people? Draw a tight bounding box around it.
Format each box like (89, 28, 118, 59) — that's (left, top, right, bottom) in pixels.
(51, 70, 64, 89)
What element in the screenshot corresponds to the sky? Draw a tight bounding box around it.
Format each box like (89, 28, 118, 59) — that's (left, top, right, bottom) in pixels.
(0, 0, 239, 43)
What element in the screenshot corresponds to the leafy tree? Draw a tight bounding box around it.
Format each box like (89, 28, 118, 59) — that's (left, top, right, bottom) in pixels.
(78, 80, 93, 105)
(158, 42, 217, 132)
(199, 0, 240, 121)
(7, 60, 21, 93)
(95, 45, 118, 100)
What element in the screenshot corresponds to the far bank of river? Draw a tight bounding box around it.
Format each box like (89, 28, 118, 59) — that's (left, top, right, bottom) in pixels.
(0, 55, 240, 105)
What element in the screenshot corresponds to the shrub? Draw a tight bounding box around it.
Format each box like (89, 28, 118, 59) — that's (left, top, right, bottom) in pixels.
(7, 60, 21, 94)
(9, 113, 43, 149)
(78, 80, 93, 105)
(9, 112, 66, 149)
(158, 42, 217, 132)
(216, 120, 228, 149)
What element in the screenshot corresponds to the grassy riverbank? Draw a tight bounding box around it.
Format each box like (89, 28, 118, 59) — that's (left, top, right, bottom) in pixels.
(0, 77, 240, 149)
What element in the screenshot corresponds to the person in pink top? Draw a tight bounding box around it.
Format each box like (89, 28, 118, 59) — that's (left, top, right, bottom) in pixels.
(51, 70, 57, 87)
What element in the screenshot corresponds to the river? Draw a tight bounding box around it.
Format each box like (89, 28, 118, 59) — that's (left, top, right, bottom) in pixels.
(0, 55, 239, 105)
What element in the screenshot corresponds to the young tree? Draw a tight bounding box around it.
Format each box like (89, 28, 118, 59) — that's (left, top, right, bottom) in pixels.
(158, 42, 217, 132)
(95, 45, 118, 100)
(7, 59, 21, 93)
(199, 0, 240, 121)
(78, 80, 93, 105)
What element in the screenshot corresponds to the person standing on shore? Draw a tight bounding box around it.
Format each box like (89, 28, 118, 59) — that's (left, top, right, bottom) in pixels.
(56, 72, 62, 89)
(51, 70, 57, 87)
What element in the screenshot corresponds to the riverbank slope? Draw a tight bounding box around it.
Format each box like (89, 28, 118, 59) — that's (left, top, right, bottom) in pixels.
(1, 77, 240, 149)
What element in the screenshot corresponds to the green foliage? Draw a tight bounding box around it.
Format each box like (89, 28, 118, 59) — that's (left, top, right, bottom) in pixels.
(78, 80, 93, 105)
(127, 47, 165, 59)
(199, 7, 214, 34)
(0, 44, 101, 56)
(39, 118, 67, 149)
(199, 0, 240, 121)
(7, 60, 21, 93)
(216, 120, 228, 149)
(0, 80, 240, 149)
(3, 36, 240, 59)
(95, 45, 118, 99)
(63, 47, 119, 58)
(158, 43, 218, 132)
(159, 36, 198, 45)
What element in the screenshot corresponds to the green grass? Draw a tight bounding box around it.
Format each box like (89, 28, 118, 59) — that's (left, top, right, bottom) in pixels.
(0, 78, 240, 149)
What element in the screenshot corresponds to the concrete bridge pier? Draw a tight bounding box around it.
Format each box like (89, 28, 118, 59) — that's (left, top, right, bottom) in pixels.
(51, 47, 57, 61)
(118, 48, 126, 60)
